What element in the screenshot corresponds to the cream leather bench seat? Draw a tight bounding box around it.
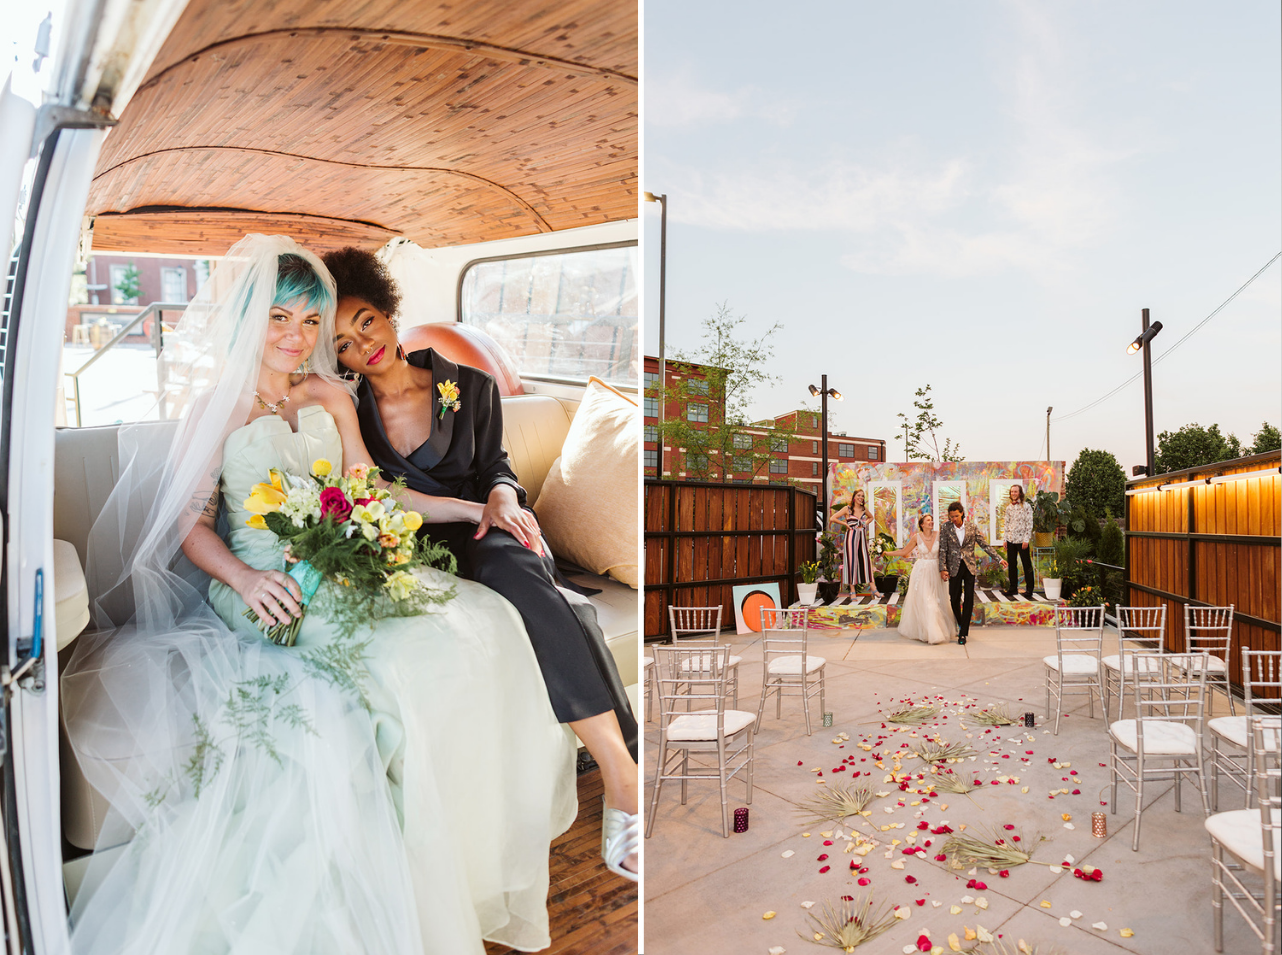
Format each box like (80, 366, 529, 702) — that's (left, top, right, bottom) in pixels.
(54, 393, 640, 851)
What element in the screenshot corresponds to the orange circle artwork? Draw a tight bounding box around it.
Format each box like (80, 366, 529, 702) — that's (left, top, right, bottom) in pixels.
(740, 590, 778, 633)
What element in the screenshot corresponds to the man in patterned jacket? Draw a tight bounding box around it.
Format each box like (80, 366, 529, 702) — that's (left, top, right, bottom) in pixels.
(938, 502, 1006, 645)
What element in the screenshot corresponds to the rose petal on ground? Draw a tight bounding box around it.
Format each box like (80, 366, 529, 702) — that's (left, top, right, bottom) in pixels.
(1059, 917, 1071, 927)
(800, 900, 815, 909)
(1120, 929, 1134, 938)
(1092, 922, 1107, 931)
(781, 850, 794, 858)
(762, 911, 776, 919)
(1070, 911, 1082, 919)
(769, 948, 786, 955)
(950, 905, 963, 915)
(975, 898, 989, 910)
(895, 908, 911, 920)
(1040, 900, 1053, 909)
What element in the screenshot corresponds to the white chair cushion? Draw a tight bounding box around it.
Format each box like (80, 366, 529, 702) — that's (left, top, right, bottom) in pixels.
(767, 654, 826, 675)
(1205, 809, 1282, 879)
(1044, 654, 1099, 676)
(667, 709, 756, 741)
(1109, 718, 1199, 755)
(679, 653, 743, 671)
(1172, 653, 1227, 673)
(1102, 654, 1162, 675)
(1208, 716, 1249, 748)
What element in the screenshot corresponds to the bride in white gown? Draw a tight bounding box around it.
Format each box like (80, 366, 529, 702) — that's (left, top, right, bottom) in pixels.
(61, 236, 576, 954)
(894, 515, 956, 645)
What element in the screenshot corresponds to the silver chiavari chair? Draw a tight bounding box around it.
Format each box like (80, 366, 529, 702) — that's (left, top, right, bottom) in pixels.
(1102, 605, 1167, 721)
(754, 606, 826, 737)
(1209, 649, 1282, 810)
(1044, 605, 1106, 735)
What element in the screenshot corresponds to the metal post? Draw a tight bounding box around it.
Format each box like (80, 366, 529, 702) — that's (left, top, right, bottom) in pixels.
(656, 194, 668, 477)
(1046, 406, 1052, 461)
(820, 374, 829, 524)
(1141, 308, 1155, 476)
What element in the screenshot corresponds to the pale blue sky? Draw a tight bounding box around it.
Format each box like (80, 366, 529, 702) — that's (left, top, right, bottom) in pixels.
(642, 0, 1281, 476)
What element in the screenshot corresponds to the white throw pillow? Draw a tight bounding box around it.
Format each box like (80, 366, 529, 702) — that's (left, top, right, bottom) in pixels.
(535, 378, 638, 588)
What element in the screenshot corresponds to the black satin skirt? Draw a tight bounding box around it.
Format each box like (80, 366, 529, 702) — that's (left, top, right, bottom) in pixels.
(419, 521, 638, 762)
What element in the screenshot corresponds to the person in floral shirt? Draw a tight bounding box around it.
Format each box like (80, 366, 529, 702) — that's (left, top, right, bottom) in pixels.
(1002, 485, 1034, 599)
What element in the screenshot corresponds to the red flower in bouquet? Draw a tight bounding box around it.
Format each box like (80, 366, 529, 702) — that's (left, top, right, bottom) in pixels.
(319, 486, 352, 521)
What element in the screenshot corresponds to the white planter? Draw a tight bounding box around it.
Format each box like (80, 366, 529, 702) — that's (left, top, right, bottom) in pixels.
(796, 583, 818, 606)
(1043, 578, 1062, 601)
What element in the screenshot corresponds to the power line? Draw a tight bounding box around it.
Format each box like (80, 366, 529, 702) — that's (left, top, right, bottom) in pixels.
(1051, 252, 1282, 424)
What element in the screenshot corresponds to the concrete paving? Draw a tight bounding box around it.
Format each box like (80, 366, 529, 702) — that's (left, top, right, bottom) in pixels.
(643, 625, 1268, 955)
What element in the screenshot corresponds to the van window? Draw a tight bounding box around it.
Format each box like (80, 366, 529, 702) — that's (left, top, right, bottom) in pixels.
(459, 243, 638, 387)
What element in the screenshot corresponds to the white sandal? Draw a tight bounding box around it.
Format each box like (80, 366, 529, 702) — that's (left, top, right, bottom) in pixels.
(601, 800, 640, 882)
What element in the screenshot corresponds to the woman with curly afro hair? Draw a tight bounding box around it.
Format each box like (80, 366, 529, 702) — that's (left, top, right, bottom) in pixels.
(322, 246, 639, 881)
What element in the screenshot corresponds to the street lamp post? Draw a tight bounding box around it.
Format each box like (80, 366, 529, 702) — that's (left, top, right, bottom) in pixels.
(644, 191, 667, 476)
(808, 376, 843, 524)
(1046, 406, 1052, 461)
(1127, 308, 1164, 476)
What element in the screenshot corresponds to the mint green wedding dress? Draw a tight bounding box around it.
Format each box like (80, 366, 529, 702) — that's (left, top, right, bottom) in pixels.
(208, 405, 578, 953)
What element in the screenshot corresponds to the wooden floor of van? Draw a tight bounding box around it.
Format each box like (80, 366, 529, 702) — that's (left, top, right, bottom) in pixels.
(485, 769, 638, 955)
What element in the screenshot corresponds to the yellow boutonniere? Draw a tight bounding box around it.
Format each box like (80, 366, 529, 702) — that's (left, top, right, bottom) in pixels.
(437, 379, 462, 420)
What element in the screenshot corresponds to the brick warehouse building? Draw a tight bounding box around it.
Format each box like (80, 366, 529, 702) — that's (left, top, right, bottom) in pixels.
(643, 355, 885, 487)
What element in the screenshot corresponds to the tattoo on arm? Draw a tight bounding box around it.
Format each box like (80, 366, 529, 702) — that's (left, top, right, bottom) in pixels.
(191, 488, 219, 519)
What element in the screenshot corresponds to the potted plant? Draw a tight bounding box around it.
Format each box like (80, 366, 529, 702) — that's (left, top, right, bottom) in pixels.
(870, 532, 901, 595)
(1044, 536, 1092, 601)
(816, 531, 843, 603)
(981, 560, 1009, 590)
(797, 560, 820, 606)
(1032, 490, 1071, 547)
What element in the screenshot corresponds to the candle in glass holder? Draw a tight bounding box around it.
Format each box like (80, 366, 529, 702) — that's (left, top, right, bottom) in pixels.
(1023, 712, 1036, 727)
(1091, 812, 1107, 838)
(822, 712, 834, 728)
(734, 807, 749, 833)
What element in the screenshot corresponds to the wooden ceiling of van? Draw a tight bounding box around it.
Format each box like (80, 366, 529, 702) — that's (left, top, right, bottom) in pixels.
(86, 0, 637, 255)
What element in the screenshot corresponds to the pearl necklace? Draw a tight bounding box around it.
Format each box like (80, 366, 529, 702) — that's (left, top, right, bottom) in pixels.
(253, 389, 291, 415)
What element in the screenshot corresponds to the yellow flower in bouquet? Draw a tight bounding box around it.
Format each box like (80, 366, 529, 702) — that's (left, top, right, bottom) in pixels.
(311, 458, 333, 478)
(244, 469, 287, 517)
(402, 510, 423, 532)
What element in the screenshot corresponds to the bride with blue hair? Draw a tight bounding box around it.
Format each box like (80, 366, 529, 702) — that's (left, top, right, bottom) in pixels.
(61, 235, 576, 954)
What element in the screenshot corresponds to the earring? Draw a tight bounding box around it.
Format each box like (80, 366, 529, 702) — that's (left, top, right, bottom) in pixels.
(396, 344, 406, 361)
(295, 357, 310, 375)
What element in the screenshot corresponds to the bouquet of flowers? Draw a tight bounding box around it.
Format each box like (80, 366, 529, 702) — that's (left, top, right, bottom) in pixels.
(241, 458, 456, 645)
(869, 531, 898, 565)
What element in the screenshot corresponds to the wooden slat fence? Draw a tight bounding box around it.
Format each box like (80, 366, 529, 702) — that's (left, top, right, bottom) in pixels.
(1126, 450, 1281, 690)
(644, 480, 817, 639)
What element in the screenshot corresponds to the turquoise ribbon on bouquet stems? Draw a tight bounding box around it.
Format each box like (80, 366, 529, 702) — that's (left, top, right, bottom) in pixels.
(243, 559, 323, 647)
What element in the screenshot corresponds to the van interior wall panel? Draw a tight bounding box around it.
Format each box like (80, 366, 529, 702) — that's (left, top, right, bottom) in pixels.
(84, 0, 637, 255)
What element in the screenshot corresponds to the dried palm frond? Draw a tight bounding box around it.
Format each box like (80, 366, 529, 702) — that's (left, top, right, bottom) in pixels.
(931, 771, 979, 794)
(941, 829, 1036, 869)
(886, 704, 938, 725)
(964, 703, 1017, 727)
(912, 737, 977, 762)
(799, 893, 898, 952)
(795, 783, 877, 824)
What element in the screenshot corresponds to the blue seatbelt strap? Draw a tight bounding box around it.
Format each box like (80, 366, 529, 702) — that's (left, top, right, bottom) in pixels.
(31, 569, 43, 661)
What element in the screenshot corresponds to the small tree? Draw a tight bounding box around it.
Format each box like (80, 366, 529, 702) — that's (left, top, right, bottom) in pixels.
(652, 302, 796, 482)
(114, 262, 141, 305)
(897, 384, 963, 462)
(1152, 422, 1244, 474)
(1064, 448, 1126, 520)
(1249, 422, 1281, 455)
